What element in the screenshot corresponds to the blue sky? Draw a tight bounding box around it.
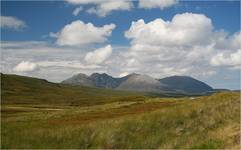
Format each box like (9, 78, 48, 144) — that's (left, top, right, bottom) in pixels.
(1, 0, 240, 89)
(1, 1, 240, 43)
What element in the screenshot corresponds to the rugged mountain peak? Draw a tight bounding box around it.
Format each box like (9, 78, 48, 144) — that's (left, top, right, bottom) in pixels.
(89, 72, 119, 88)
(117, 74, 167, 92)
(125, 73, 139, 77)
(90, 73, 100, 76)
(62, 72, 213, 94)
(90, 73, 111, 78)
(73, 73, 88, 78)
(62, 73, 94, 87)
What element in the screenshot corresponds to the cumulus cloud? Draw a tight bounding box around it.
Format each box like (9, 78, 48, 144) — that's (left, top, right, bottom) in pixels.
(0, 16, 26, 30)
(54, 20, 116, 46)
(72, 6, 83, 16)
(125, 12, 213, 47)
(211, 31, 241, 69)
(138, 0, 178, 9)
(1, 41, 107, 81)
(13, 61, 38, 72)
(84, 45, 112, 64)
(230, 31, 241, 49)
(86, 0, 133, 17)
(66, 0, 133, 17)
(1, 12, 240, 89)
(66, 0, 178, 17)
(211, 50, 241, 69)
(227, 31, 241, 51)
(214, 31, 241, 51)
(123, 12, 240, 78)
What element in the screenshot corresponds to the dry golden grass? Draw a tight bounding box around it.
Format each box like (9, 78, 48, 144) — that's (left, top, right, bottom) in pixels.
(1, 92, 240, 149)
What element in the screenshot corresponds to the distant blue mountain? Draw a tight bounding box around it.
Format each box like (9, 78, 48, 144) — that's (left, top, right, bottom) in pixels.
(158, 76, 213, 94)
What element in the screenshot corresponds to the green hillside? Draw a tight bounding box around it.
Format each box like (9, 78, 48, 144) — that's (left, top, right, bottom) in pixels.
(1, 73, 147, 106)
(1, 73, 240, 149)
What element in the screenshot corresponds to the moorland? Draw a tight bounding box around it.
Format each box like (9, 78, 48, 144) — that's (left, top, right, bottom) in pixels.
(1, 73, 240, 149)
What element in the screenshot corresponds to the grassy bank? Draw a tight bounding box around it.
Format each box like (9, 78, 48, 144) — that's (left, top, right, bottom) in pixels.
(1, 92, 240, 149)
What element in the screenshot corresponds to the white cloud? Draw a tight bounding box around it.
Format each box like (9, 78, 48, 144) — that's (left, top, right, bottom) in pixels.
(1, 41, 106, 81)
(122, 12, 241, 78)
(66, 0, 178, 17)
(0, 16, 26, 30)
(85, 45, 112, 64)
(54, 20, 115, 47)
(214, 31, 241, 51)
(211, 31, 241, 69)
(72, 6, 83, 16)
(230, 31, 241, 50)
(210, 49, 241, 68)
(1, 33, 240, 89)
(13, 61, 37, 72)
(138, 0, 178, 9)
(66, 0, 133, 17)
(1, 12, 240, 89)
(86, 0, 133, 17)
(49, 32, 58, 38)
(125, 12, 213, 47)
(37, 60, 100, 69)
(1, 41, 47, 49)
(118, 72, 130, 77)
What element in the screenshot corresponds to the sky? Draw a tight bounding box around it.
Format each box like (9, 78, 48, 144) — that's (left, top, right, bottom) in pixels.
(1, 0, 240, 89)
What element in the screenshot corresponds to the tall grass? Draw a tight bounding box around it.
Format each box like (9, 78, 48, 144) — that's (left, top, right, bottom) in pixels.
(1, 92, 240, 149)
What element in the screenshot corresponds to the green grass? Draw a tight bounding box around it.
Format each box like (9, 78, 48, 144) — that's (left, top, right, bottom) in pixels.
(1, 92, 240, 149)
(1, 73, 240, 148)
(1, 73, 148, 106)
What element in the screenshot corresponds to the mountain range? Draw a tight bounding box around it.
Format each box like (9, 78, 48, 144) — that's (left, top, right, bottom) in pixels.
(62, 73, 213, 95)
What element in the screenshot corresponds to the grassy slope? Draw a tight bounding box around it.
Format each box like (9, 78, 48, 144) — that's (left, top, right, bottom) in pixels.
(1, 73, 240, 148)
(1, 73, 147, 106)
(1, 92, 240, 149)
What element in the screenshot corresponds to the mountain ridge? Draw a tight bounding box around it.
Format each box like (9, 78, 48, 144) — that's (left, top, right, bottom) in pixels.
(1, 73, 147, 106)
(62, 73, 214, 94)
